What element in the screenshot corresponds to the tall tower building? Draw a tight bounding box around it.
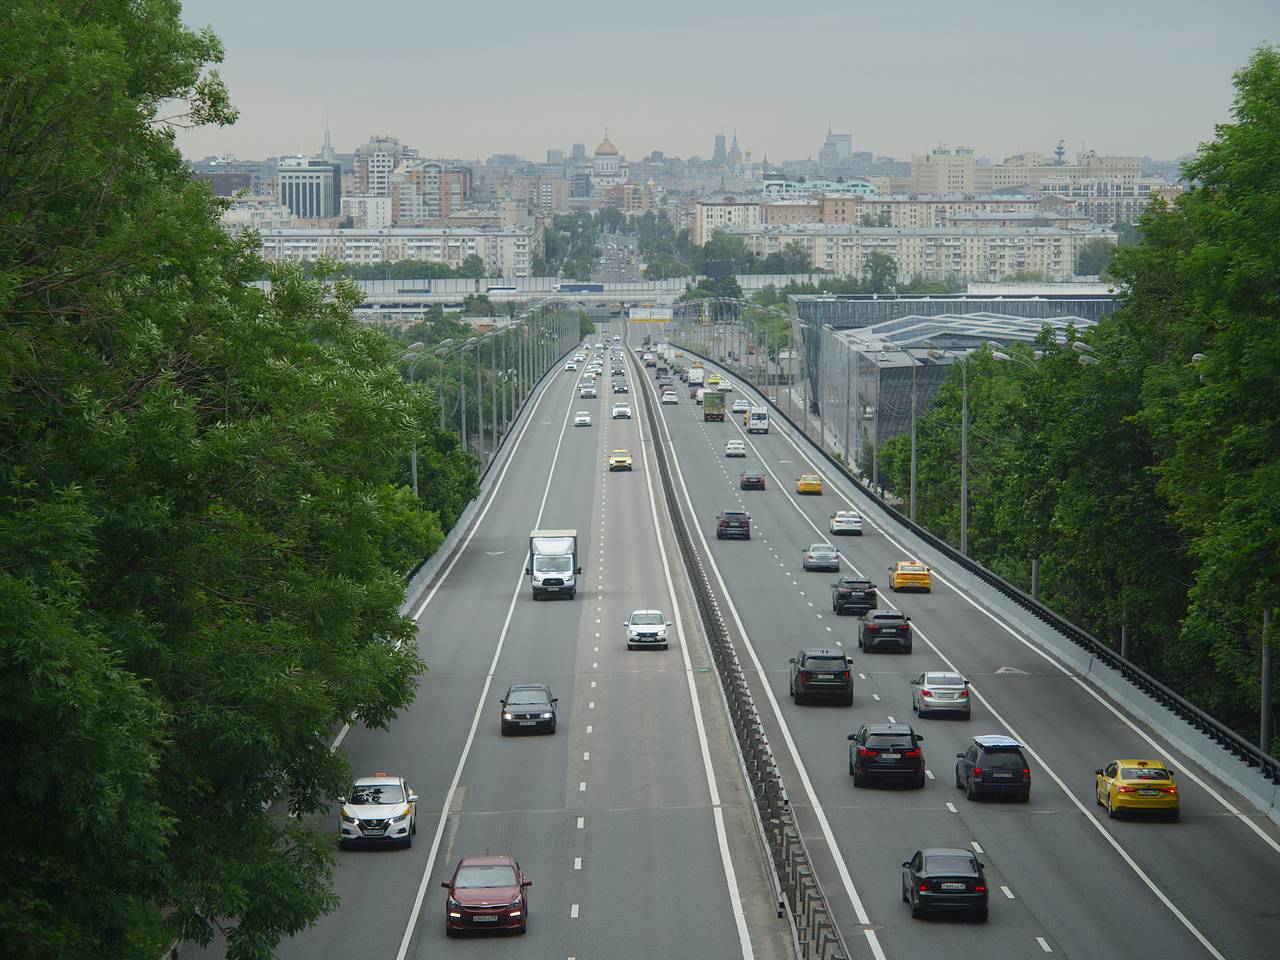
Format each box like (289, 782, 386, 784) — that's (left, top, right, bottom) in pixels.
(319, 123, 336, 163)
(713, 133, 727, 163)
(727, 130, 742, 164)
(353, 135, 419, 197)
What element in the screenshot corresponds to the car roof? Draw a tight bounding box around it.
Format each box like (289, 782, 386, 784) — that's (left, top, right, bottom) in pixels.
(834, 510, 861, 517)
(973, 735, 1024, 749)
(1115, 758, 1168, 768)
(800, 472, 820, 478)
(629, 609, 664, 616)
(353, 774, 401, 787)
(920, 847, 979, 863)
(721, 508, 747, 515)
(611, 449, 630, 454)
(865, 723, 915, 734)
(924, 672, 965, 683)
(457, 855, 516, 868)
(868, 608, 905, 617)
(507, 682, 551, 693)
(809, 543, 837, 550)
(800, 648, 845, 658)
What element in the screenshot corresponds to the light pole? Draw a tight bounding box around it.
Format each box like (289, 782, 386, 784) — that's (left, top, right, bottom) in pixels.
(397, 342, 427, 497)
(460, 336, 478, 455)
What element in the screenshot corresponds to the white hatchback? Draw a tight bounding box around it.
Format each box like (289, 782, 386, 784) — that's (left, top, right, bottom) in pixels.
(661, 392, 678, 404)
(574, 412, 592, 427)
(725, 440, 746, 458)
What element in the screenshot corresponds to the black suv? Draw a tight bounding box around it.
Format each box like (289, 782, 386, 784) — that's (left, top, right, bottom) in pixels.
(831, 577, 876, 615)
(848, 723, 926, 788)
(858, 609, 912, 652)
(500, 684, 557, 736)
(716, 509, 751, 540)
(955, 735, 1031, 801)
(788, 649, 854, 705)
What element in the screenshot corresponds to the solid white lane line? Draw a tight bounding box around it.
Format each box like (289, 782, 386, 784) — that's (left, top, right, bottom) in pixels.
(755, 386, 1280, 858)
(1002, 885, 1016, 900)
(391, 370, 581, 960)
(1037, 937, 1052, 953)
(644, 376, 887, 960)
(635, 371, 755, 959)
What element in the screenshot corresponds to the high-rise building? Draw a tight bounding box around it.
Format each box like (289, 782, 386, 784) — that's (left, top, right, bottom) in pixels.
(727, 130, 742, 164)
(277, 156, 342, 218)
(570, 143, 587, 163)
(319, 124, 336, 163)
(389, 161, 473, 224)
(353, 135, 419, 197)
(818, 129, 854, 172)
(713, 133, 727, 163)
(546, 148, 565, 164)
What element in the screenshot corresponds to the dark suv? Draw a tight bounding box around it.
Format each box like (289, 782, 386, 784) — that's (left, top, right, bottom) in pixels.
(499, 684, 557, 736)
(716, 509, 751, 540)
(858, 609, 912, 653)
(955, 735, 1031, 801)
(788, 649, 854, 705)
(832, 577, 876, 615)
(848, 723, 926, 788)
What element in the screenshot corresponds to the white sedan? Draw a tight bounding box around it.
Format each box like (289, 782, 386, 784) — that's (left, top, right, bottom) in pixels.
(661, 392, 678, 404)
(574, 412, 592, 427)
(731, 399, 750, 413)
(725, 440, 746, 458)
(611, 403, 633, 419)
(828, 511, 863, 535)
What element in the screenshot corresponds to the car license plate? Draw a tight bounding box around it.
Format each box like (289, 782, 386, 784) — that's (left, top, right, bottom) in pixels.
(362, 828, 385, 836)
(545, 586, 559, 592)
(473, 915, 498, 923)
(991, 771, 1012, 779)
(880, 753, 900, 760)
(941, 882, 965, 891)
(814, 673, 834, 679)
(519, 720, 536, 726)
(1138, 788, 1160, 796)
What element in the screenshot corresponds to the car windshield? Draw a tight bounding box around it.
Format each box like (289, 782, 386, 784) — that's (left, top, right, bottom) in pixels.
(538, 556, 572, 573)
(348, 782, 405, 804)
(982, 751, 1026, 770)
(1121, 767, 1171, 780)
(631, 613, 665, 625)
(805, 657, 845, 671)
(926, 673, 965, 686)
(507, 689, 550, 705)
(454, 864, 518, 889)
(924, 855, 976, 875)
(866, 734, 914, 749)
(810, 545, 835, 554)
(900, 564, 926, 573)
(871, 613, 902, 623)
(723, 511, 746, 519)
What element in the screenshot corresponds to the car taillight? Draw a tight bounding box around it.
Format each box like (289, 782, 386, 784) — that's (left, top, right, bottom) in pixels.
(857, 747, 876, 757)
(1116, 785, 1135, 793)
(903, 748, 922, 758)
(918, 882, 930, 891)
(1022, 767, 1031, 780)
(719, 520, 728, 527)
(843, 671, 850, 680)
(921, 690, 933, 697)
(974, 884, 986, 893)
(973, 766, 983, 779)
(959, 689, 969, 698)
(800, 674, 806, 686)
(1164, 785, 1177, 794)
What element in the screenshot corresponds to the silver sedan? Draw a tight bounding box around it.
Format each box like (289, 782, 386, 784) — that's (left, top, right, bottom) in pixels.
(911, 672, 971, 718)
(802, 543, 840, 572)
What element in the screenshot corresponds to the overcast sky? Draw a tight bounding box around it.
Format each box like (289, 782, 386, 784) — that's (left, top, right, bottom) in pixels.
(176, 0, 1280, 164)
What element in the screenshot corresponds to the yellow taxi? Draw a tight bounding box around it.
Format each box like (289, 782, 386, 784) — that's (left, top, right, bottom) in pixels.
(607, 449, 633, 472)
(583, 370, 598, 381)
(706, 372, 722, 386)
(795, 473, 823, 495)
(888, 560, 932, 592)
(1095, 759, 1179, 820)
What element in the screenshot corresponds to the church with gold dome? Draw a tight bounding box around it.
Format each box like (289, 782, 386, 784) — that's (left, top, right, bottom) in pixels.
(590, 134, 628, 190)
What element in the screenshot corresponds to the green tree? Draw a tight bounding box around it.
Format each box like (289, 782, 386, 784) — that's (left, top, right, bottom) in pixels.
(1076, 238, 1116, 276)
(0, 4, 467, 957)
(863, 251, 898, 293)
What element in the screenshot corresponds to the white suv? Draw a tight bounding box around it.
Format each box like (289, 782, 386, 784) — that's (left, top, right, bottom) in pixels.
(624, 610, 672, 650)
(725, 440, 746, 458)
(611, 403, 632, 419)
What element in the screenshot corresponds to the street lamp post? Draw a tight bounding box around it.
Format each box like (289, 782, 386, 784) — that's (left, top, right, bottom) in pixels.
(460, 336, 478, 455)
(397, 342, 426, 497)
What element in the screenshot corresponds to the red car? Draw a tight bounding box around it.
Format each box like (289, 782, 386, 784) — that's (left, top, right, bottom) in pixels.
(442, 855, 531, 936)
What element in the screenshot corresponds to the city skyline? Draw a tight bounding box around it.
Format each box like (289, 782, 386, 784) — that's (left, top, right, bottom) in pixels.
(176, 0, 1279, 163)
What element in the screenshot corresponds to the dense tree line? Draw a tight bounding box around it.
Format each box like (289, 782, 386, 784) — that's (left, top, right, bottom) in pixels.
(878, 48, 1280, 747)
(0, 3, 475, 957)
(285, 254, 489, 281)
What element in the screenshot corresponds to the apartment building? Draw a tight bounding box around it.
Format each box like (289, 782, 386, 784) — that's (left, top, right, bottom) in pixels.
(909, 146, 1144, 203)
(256, 226, 539, 277)
(507, 176, 570, 215)
(277, 156, 342, 218)
(353, 135, 419, 197)
(1038, 176, 1184, 225)
(692, 200, 761, 245)
(761, 200, 822, 225)
(724, 224, 1115, 281)
(389, 161, 473, 225)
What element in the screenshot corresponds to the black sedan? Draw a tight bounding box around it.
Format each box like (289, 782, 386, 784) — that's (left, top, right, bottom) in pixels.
(902, 848, 989, 921)
(858, 609, 913, 653)
(612, 382, 629, 393)
(739, 469, 766, 490)
(500, 684, 557, 735)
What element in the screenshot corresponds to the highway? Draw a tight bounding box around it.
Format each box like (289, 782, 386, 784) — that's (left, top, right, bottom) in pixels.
(184, 321, 791, 959)
(639, 348, 1280, 960)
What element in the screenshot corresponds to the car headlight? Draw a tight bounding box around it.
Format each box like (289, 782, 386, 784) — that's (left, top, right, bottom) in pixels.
(509, 897, 523, 908)
(656, 629, 667, 638)
(340, 814, 357, 824)
(390, 813, 410, 824)
(541, 712, 554, 719)
(502, 712, 514, 720)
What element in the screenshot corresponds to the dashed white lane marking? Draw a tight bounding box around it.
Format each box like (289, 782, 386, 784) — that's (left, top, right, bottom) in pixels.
(858, 673, 867, 679)
(925, 770, 935, 780)
(570, 904, 580, 919)
(872, 694, 881, 701)
(827, 627, 834, 633)
(1036, 937, 1052, 952)
(887, 715, 896, 723)
(971, 841, 984, 854)
(816, 613, 823, 619)
(574, 857, 582, 870)
(946, 802, 958, 813)
(590, 680, 597, 688)
(1002, 885, 1016, 900)
(588, 701, 595, 709)
(586, 725, 593, 733)
(592, 662, 598, 669)
(593, 645, 599, 652)
(576, 817, 585, 829)
(579, 781, 586, 792)
(807, 601, 814, 607)
(583, 751, 590, 761)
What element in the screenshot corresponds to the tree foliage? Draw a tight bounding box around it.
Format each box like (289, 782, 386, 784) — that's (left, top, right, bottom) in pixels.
(0, 3, 474, 956)
(877, 46, 1280, 744)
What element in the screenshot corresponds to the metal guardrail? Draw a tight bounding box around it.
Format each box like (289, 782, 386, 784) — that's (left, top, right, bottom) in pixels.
(631, 350, 851, 960)
(679, 341, 1280, 787)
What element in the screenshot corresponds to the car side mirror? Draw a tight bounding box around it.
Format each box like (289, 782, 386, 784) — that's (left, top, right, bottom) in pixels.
(522, 879, 532, 887)
(575, 566, 583, 574)
(408, 793, 419, 803)
(525, 566, 532, 575)
(902, 861, 911, 868)
(910, 679, 920, 686)
(846, 657, 854, 666)
(622, 621, 629, 627)
(336, 796, 347, 805)
(847, 734, 857, 741)
(887, 566, 894, 572)
(441, 880, 451, 889)
(915, 734, 924, 742)
(499, 699, 507, 705)
(1094, 768, 1104, 775)
(551, 698, 559, 704)
(956, 753, 965, 759)
(666, 621, 672, 627)
(788, 657, 796, 664)
(905, 616, 911, 622)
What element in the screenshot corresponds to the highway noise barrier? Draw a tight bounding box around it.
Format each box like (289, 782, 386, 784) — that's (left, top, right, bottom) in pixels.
(634, 350, 852, 960)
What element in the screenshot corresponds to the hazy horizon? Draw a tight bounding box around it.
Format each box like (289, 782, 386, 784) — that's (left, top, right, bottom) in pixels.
(176, 0, 1280, 164)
